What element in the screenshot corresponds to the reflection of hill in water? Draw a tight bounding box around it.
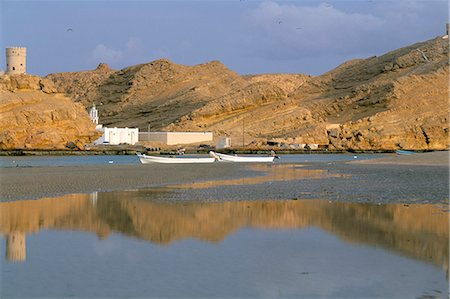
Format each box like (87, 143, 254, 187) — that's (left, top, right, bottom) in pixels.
(0, 192, 447, 271)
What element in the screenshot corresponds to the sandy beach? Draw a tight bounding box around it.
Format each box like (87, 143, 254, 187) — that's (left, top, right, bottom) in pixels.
(0, 151, 448, 203)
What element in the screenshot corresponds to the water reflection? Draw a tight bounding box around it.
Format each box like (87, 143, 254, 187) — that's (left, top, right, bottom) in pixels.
(0, 191, 448, 274)
(165, 163, 350, 189)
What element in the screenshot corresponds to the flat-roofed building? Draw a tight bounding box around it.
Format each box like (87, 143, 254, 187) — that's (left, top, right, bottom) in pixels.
(139, 132, 213, 145)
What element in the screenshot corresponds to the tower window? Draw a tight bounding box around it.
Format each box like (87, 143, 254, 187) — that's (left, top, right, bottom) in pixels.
(20, 64, 23, 66)
(12, 67, 15, 70)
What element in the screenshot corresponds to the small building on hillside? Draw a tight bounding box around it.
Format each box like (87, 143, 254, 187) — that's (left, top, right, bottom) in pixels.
(95, 127, 139, 145)
(139, 131, 213, 145)
(89, 105, 139, 145)
(216, 137, 231, 149)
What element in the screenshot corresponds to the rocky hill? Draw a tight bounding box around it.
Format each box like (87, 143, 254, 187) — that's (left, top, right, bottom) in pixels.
(47, 36, 449, 151)
(0, 74, 100, 150)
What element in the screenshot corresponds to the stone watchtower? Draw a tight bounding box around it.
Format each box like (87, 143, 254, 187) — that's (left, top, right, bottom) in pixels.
(6, 47, 26, 74)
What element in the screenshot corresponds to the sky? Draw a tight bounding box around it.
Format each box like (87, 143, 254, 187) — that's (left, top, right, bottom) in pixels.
(0, 0, 448, 76)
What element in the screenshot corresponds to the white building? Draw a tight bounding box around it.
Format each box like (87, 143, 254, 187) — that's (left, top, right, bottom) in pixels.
(89, 104, 139, 145)
(216, 137, 231, 149)
(138, 131, 213, 145)
(95, 127, 139, 145)
(89, 104, 99, 125)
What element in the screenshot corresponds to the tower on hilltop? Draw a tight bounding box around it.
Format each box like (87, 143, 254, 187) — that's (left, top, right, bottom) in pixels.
(6, 47, 26, 74)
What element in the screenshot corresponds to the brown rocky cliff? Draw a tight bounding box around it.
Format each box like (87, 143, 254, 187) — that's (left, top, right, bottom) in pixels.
(46, 37, 448, 150)
(0, 74, 101, 150)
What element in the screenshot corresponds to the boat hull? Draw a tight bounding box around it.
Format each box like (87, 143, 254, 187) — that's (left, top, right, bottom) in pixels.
(137, 154, 216, 164)
(214, 152, 275, 163)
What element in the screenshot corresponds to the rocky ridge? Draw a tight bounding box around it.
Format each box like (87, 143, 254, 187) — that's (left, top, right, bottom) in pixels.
(0, 74, 101, 150)
(46, 36, 449, 150)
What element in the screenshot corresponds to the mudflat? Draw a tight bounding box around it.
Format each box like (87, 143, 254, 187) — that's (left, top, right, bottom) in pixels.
(0, 152, 448, 203)
(351, 150, 449, 166)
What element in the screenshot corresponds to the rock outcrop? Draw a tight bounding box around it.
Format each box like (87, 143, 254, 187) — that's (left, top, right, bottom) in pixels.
(0, 74, 101, 150)
(46, 36, 449, 150)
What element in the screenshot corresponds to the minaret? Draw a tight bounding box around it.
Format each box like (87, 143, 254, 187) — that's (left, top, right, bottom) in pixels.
(89, 104, 99, 125)
(6, 47, 26, 74)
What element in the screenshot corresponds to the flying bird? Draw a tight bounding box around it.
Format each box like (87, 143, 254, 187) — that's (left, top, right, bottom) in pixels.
(67, 28, 73, 32)
(278, 21, 283, 24)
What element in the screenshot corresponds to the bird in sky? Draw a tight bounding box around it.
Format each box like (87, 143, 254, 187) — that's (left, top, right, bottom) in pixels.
(278, 21, 283, 24)
(67, 28, 73, 32)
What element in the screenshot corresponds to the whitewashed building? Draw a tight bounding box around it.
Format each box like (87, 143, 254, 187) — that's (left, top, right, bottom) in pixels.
(95, 127, 139, 145)
(138, 131, 213, 145)
(89, 105, 139, 145)
(216, 137, 231, 149)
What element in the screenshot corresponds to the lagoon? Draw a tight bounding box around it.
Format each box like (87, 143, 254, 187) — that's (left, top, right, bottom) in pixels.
(0, 152, 448, 298)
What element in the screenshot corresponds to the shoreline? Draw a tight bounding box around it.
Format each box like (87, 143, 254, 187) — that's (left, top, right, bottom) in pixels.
(0, 148, 438, 156)
(1, 151, 448, 203)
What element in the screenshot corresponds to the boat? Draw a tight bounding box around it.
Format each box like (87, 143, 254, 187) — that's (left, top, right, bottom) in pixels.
(210, 151, 276, 163)
(395, 150, 415, 155)
(137, 153, 216, 164)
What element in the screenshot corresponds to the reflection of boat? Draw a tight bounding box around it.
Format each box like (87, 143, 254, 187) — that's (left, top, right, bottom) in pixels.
(137, 154, 216, 164)
(396, 150, 415, 155)
(211, 152, 275, 163)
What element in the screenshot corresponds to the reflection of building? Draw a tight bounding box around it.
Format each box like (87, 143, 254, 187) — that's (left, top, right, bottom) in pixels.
(0, 194, 448, 271)
(6, 232, 26, 262)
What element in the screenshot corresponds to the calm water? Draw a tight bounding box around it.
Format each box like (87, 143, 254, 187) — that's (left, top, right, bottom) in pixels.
(1, 190, 448, 298)
(0, 153, 388, 168)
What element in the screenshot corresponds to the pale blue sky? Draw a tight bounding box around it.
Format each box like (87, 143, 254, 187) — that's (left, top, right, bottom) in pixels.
(0, 0, 448, 76)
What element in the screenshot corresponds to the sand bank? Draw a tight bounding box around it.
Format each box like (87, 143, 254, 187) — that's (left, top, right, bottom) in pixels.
(1, 152, 448, 203)
(351, 151, 449, 166)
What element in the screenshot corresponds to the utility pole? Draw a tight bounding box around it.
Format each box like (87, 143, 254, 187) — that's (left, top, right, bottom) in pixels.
(147, 123, 151, 141)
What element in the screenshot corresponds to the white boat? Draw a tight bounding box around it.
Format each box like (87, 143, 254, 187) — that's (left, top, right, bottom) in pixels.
(395, 150, 415, 155)
(211, 152, 276, 163)
(137, 153, 216, 164)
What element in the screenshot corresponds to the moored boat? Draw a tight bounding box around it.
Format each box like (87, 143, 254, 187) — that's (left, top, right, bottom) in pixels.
(210, 152, 276, 163)
(395, 150, 415, 155)
(137, 153, 216, 164)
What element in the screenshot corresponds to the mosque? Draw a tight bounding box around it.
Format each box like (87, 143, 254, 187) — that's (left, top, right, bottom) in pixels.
(89, 104, 139, 145)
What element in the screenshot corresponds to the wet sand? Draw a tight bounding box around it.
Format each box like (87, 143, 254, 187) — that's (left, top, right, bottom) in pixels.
(1, 151, 448, 203)
(351, 150, 449, 166)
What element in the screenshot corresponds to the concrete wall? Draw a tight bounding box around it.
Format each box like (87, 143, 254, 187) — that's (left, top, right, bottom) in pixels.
(95, 127, 139, 145)
(6, 47, 26, 74)
(139, 132, 213, 145)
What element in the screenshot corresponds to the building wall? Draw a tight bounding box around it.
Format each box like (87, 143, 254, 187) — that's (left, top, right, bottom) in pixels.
(138, 132, 213, 145)
(216, 137, 231, 149)
(6, 47, 26, 74)
(95, 127, 139, 145)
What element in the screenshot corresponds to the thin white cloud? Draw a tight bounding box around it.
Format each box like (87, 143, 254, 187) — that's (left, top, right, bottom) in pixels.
(92, 44, 123, 63)
(246, 1, 384, 59)
(91, 37, 147, 67)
